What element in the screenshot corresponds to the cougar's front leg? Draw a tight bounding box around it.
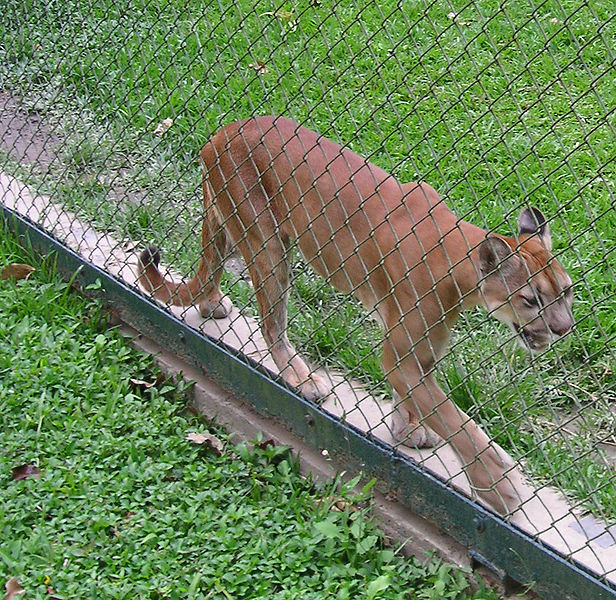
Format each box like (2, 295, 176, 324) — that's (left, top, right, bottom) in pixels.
(245, 236, 330, 403)
(383, 339, 520, 515)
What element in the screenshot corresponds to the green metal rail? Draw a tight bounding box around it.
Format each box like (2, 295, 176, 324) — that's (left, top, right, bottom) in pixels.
(3, 205, 615, 600)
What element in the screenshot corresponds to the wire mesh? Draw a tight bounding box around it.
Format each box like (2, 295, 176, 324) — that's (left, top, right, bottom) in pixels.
(1, 0, 615, 590)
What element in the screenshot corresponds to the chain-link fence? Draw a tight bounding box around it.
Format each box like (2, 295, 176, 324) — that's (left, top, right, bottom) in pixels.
(2, 0, 615, 595)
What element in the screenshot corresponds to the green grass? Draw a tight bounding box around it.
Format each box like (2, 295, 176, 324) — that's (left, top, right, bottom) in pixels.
(0, 225, 501, 599)
(1, 0, 615, 517)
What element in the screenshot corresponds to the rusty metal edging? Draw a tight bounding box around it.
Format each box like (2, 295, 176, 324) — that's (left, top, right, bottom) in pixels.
(2, 205, 615, 600)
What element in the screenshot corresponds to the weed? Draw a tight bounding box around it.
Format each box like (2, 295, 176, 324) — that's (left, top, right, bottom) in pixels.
(0, 223, 497, 599)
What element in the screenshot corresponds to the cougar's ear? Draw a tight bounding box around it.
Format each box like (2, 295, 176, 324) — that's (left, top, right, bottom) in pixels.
(518, 206, 552, 250)
(478, 237, 518, 277)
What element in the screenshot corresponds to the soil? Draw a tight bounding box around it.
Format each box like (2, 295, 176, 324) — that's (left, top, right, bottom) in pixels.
(0, 92, 60, 168)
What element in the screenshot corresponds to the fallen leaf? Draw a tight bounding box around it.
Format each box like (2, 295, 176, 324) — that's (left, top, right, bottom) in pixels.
(130, 378, 154, 389)
(186, 432, 211, 444)
(153, 117, 173, 136)
(4, 577, 25, 600)
(186, 432, 224, 455)
(257, 438, 276, 450)
(332, 499, 354, 512)
(12, 464, 42, 481)
(447, 11, 470, 25)
(1, 263, 35, 281)
(129, 374, 166, 392)
(248, 61, 268, 74)
(316, 496, 355, 512)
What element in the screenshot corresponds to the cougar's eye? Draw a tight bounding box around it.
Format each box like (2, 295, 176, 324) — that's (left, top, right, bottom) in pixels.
(521, 294, 539, 308)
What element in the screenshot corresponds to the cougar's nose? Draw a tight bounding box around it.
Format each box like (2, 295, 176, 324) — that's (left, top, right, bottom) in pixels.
(549, 319, 572, 337)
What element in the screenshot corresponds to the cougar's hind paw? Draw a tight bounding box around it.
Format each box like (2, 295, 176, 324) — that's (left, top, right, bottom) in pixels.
(199, 295, 233, 319)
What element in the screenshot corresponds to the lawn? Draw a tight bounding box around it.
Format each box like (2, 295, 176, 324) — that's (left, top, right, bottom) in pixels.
(0, 0, 614, 517)
(0, 225, 500, 599)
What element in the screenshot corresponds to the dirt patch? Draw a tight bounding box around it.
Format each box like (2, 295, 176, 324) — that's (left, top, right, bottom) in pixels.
(0, 90, 250, 276)
(0, 92, 60, 168)
(225, 255, 250, 282)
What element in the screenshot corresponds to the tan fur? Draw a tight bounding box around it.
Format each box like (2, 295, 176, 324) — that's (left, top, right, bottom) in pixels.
(138, 116, 573, 514)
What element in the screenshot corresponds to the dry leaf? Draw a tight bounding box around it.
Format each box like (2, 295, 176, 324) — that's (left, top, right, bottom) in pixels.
(153, 117, 173, 136)
(1, 263, 35, 281)
(129, 374, 166, 392)
(12, 464, 42, 481)
(317, 496, 354, 512)
(186, 432, 224, 455)
(257, 438, 275, 450)
(248, 61, 268, 74)
(130, 378, 154, 389)
(4, 577, 25, 600)
(447, 11, 470, 25)
(332, 499, 354, 512)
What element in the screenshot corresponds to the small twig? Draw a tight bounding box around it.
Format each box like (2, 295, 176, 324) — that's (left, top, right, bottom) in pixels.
(599, 439, 616, 447)
(566, 381, 596, 400)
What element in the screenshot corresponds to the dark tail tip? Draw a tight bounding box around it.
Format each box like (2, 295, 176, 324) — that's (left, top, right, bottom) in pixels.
(140, 246, 161, 268)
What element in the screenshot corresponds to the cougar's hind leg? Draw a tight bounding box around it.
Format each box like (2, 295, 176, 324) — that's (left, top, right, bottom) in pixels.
(197, 182, 233, 319)
(240, 225, 330, 402)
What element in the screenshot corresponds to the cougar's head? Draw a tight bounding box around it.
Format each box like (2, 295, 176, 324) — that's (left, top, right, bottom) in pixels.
(478, 207, 573, 352)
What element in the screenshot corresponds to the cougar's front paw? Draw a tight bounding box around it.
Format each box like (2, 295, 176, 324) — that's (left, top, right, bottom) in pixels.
(466, 450, 520, 516)
(390, 406, 440, 449)
(298, 373, 330, 403)
(199, 294, 233, 319)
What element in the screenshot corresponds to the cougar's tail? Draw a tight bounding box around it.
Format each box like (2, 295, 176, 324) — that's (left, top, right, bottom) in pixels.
(137, 246, 208, 307)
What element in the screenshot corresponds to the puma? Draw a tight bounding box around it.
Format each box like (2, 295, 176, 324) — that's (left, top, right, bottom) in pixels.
(138, 116, 573, 514)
